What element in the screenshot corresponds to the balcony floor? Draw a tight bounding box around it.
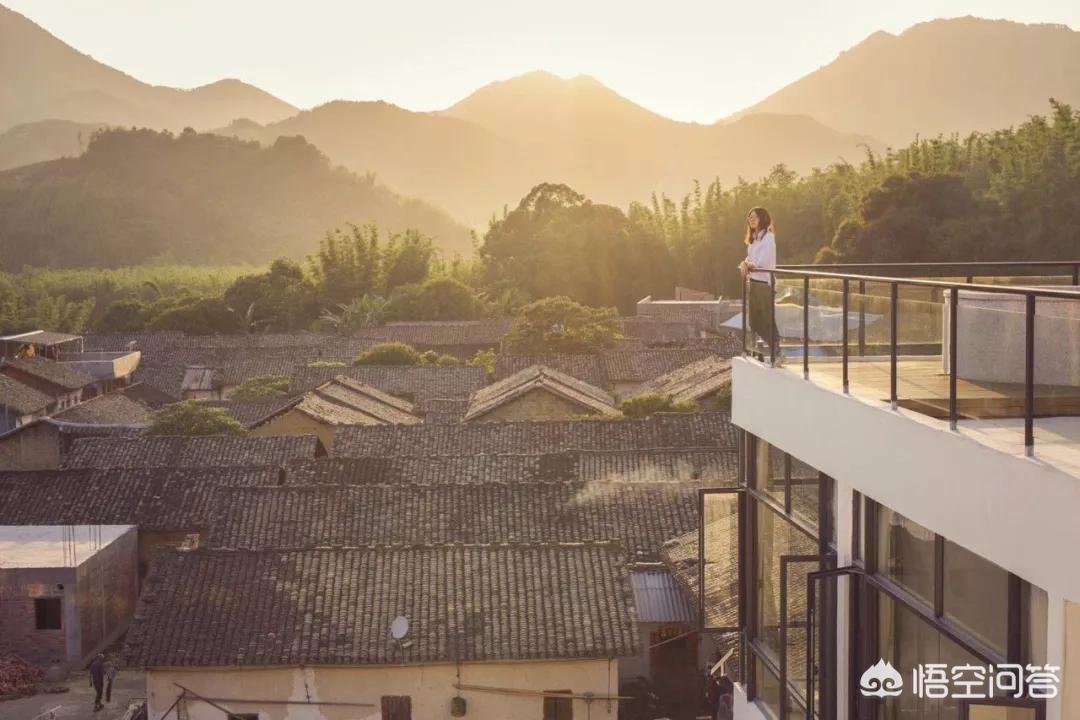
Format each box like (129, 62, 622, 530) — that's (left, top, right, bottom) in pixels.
(774, 355, 1080, 478)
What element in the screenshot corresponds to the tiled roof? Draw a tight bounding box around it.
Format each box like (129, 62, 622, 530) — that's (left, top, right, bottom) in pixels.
(620, 317, 700, 344)
(628, 356, 732, 403)
(207, 480, 698, 559)
(289, 365, 486, 400)
(285, 448, 736, 486)
(203, 398, 301, 428)
(464, 365, 619, 421)
(353, 320, 511, 348)
(84, 332, 372, 356)
(4, 357, 94, 390)
(293, 376, 422, 426)
(599, 347, 723, 383)
(333, 412, 736, 457)
(131, 363, 188, 401)
(495, 354, 606, 387)
(124, 543, 638, 667)
(660, 507, 740, 629)
(53, 393, 152, 425)
(63, 434, 320, 469)
(0, 466, 280, 531)
(0, 330, 82, 347)
(0, 375, 53, 415)
(418, 398, 469, 424)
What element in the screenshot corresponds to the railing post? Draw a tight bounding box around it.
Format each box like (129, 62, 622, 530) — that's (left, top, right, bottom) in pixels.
(803, 276, 810, 380)
(858, 279, 866, 357)
(1025, 294, 1035, 456)
(1072, 263, 1079, 286)
(890, 283, 898, 409)
(741, 275, 748, 357)
(769, 275, 777, 367)
(949, 286, 959, 430)
(842, 278, 850, 394)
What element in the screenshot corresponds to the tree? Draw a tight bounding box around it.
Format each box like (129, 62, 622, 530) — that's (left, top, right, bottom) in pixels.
(224, 259, 317, 332)
(503, 296, 622, 354)
(146, 297, 239, 334)
(230, 376, 290, 401)
(30, 295, 95, 333)
(95, 299, 149, 332)
(309, 224, 384, 308)
(383, 229, 436, 290)
(317, 295, 391, 332)
(353, 342, 423, 366)
(388, 277, 480, 321)
(144, 401, 246, 436)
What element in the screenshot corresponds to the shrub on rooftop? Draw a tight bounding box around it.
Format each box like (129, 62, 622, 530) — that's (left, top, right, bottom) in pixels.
(143, 400, 247, 436)
(619, 394, 698, 419)
(230, 375, 290, 401)
(353, 342, 423, 366)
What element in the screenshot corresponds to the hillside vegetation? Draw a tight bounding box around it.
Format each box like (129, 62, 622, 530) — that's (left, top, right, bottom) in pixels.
(0, 128, 474, 268)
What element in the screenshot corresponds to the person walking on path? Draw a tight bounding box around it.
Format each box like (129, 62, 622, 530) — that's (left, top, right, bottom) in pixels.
(89, 653, 106, 712)
(738, 206, 783, 366)
(104, 656, 118, 704)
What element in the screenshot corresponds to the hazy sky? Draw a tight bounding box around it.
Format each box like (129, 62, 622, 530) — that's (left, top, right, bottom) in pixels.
(8, 0, 1079, 123)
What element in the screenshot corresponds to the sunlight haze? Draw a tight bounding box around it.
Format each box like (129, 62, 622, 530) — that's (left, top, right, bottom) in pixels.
(6, 0, 1078, 123)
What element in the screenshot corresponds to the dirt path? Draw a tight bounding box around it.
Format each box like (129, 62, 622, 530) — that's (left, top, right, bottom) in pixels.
(0, 671, 144, 720)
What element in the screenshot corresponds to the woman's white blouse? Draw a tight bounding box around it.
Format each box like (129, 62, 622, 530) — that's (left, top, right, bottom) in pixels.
(746, 229, 777, 283)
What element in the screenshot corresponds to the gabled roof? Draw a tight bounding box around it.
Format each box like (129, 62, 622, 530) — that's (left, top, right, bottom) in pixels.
(53, 392, 152, 425)
(599, 347, 725, 383)
(333, 412, 737, 457)
(495, 354, 606, 387)
(124, 543, 638, 667)
(0, 375, 52, 415)
(293, 376, 423, 426)
(464, 365, 619, 421)
(203, 398, 302, 429)
(628, 356, 732, 403)
(289, 365, 485, 399)
(63, 434, 320, 469)
(3, 356, 94, 391)
(206, 480, 699, 559)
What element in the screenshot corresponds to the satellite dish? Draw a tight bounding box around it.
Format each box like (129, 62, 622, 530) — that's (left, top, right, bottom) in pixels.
(390, 616, 410, 640)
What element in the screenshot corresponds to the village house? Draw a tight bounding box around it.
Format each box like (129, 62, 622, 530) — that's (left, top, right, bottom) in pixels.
(624, 355, 733, 409)
(249, 375, 423, 450)
(463, 365, 620, 422)
(0, 373, 54, 432)
(126, 543, 637, 720)
(0, 525, 138, 669)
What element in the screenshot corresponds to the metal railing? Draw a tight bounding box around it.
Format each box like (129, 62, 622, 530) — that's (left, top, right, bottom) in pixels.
(740, 262, 1080, 455)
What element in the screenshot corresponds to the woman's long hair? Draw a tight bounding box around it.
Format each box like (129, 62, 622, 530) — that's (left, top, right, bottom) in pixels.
(744, 207, 773, 246)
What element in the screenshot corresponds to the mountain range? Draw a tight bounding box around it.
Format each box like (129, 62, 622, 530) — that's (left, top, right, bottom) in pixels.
(1, 3, 1078, 264)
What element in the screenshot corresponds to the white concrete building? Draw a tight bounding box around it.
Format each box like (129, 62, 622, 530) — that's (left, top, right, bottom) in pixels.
(711, 262, 1080, 720)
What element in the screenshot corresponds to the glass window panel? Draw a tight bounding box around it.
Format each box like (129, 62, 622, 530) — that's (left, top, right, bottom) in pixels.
(943, 540, 1010, 656)
(702, 492, 741, 629)
(877, 592, 980, 720)
(755, 502, 818, 662)
(876, 505, 935, 605)
(784, 560, 819, 701)
(756, 440, 787, 507)
(754, 656, 782, 719)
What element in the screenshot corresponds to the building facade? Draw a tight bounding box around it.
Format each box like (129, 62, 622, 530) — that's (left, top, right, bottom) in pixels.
(709, 264, 1080, 720)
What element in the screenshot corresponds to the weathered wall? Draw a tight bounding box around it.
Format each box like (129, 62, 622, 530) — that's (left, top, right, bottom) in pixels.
(147, 658, 621, 720)
(0, 566, 77, 666)
(473, 389, 598, 423)
(251, 410, 337, 453)
(0, 421, 61, 469)
(76, 527, 138, 661)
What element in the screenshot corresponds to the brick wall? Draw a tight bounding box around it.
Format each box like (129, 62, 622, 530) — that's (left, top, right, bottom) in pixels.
(0, 566, 77, 666)
(77, 527, 138, 659)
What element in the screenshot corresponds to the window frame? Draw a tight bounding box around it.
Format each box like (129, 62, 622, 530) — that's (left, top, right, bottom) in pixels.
(34, 597, 62, 630)
(542, 690, 573, 720)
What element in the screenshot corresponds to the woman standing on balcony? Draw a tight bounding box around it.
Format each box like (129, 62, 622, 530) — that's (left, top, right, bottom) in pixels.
(739, 206, 783, 366)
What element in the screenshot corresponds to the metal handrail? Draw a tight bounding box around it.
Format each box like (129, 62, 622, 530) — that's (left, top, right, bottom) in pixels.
(741, 266, 1080, 455)
(779, 260, 1080, 284)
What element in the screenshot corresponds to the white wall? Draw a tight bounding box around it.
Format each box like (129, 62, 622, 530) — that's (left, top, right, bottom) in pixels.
(732, 356, 1080, 720)
(147, 658, 620, 720)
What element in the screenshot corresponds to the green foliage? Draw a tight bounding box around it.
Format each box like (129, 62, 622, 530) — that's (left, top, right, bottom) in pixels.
(95, 299, 149, 332)
(29, 295, 95, 333)
(388, 277, 480, 321)
(146, 297, 239, 335)
(0, 128, 471, 268)
(417, 350, 460, 367)
(503, 296, 622, 354)
(479, 183, 675, 313)
(308, 360, 347, 369)
(230, 375, 290, 401)
(467, 349, 496, 378)
(316, 295, 391, 332)
(619, 394, 699, 418)
(383, 229, 436, 290)
(353, 342, 423, 366)
(144, 400, 247, 436)
(224, 259, 317, 332)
